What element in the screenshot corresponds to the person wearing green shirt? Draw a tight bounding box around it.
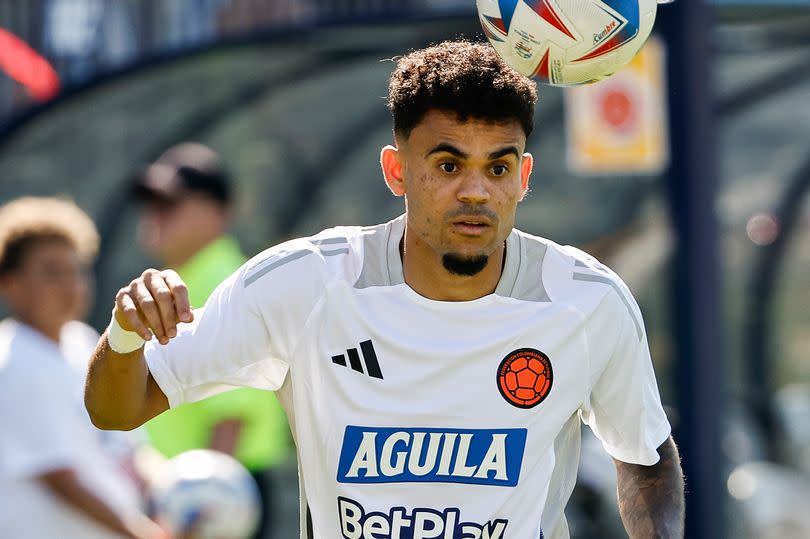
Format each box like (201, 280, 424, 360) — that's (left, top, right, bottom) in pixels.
(133, 143, 291, 539)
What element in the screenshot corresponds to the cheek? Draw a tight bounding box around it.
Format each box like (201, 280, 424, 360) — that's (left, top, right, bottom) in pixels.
(43, 278, 77, 300)
(406, 202, 434, 241)
(494, 180, 524, 207)
(161, 212, 193, 241)
(20, 280, 66, 315)
(139, 216, 168, 247)
(410, 175, 450, 224)
(414, 171, 456, 206)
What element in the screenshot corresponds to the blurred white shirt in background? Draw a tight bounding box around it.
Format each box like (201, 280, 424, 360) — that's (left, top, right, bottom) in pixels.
(0, 319, 142, 539)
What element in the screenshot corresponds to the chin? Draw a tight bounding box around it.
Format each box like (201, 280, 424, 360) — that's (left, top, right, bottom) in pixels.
(451, 240, 499, 258)
(442, 252, 490, 276)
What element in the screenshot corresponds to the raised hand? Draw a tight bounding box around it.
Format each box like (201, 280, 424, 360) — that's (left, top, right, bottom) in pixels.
(114, 269, 194, 345)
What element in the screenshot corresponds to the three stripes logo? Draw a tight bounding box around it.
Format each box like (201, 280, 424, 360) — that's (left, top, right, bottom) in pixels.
(332, 340, 384, 380)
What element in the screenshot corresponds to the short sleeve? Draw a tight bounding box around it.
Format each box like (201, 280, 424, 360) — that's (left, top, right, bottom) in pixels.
(145, 263, 290, 408)
(580, 288, 671, 465)
(0, 368, 80, 479)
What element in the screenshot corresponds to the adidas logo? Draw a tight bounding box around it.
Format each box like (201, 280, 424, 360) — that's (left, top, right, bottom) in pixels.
(332, 340, 383, 379)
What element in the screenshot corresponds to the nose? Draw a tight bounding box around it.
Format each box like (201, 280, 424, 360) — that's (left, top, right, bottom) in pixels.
(456, 172, 490, 205)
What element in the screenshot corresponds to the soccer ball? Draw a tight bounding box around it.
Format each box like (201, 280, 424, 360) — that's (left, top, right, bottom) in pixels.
(477, 0, 658, 86)
(148, 450, 261, 539)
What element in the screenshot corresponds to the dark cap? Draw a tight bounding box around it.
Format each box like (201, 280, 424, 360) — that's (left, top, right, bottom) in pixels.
(133, 143, 231, 205)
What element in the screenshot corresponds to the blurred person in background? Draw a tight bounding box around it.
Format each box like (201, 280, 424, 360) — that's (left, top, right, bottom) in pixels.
(159, 0, 226, 49)
(61, 245, 151, 508)
(43, 0, 139, 83)
(0, 197, 168, 539)
(133, 143, 293, 539)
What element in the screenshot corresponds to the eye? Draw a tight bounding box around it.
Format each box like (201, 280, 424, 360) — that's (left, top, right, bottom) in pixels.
(440, 162, 458, 174)
(491, 164, 509, 176)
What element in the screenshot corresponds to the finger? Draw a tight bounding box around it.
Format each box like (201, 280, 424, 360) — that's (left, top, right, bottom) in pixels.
(144, 270, 179, 339)
(131, 280, 168, 344)
(161, 269, 193, 323)
(116, 290, 152, 341)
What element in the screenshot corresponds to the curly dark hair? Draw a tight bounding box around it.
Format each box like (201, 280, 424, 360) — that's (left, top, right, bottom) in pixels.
(387, 40, 538, 140)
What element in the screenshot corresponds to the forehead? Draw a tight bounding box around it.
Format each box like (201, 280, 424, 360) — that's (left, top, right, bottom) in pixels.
(21, 238, 78, 263)
(404, 110, 526, 154)
(144, 192, 209, 213)
(3, 239, 79, 277)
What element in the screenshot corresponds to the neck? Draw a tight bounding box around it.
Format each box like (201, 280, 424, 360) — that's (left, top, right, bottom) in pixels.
(17, 316, 63, 344)
(401, 229, 506, 302)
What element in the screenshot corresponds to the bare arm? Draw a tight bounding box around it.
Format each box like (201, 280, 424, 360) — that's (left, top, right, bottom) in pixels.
(85, 342, 169, 430)
(85, 269, 192, 431)
(614, 435, 685, 539)
(209, 419, 244, 456)
(39, 468, 167, 539)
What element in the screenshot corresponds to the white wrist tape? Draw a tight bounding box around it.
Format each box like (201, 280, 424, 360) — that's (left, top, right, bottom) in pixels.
(107, 313, 146, 354)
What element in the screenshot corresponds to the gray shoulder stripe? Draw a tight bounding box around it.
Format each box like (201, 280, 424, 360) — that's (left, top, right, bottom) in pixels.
(245, 250, 312, 287)
(311, 237, 348, 246)
(355, 223, 400, 289)
(503, 236, 551, 302)
(574, 258, 611, 275)
(319, 247, 350, 257)
(244, 238, 348, 287)
(572, 272, 643, 341)
(244, 246, 349, 287)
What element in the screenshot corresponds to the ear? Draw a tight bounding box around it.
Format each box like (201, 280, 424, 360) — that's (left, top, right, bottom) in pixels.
(381, 145, 405, 197)
(519, 152, 533, 201)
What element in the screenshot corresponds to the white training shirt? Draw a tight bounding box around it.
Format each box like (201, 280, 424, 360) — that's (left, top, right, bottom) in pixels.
(146, 215, 670, 539)
(0, 319, 143, 539)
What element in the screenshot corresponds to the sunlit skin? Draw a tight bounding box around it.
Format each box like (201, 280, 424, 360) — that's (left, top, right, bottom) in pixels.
(381, 109, 534, 301)
(0, 240, 86, 342)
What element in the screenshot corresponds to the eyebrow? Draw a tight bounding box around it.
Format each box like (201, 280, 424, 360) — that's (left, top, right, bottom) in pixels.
(425, 143, 468, 159)
(425, 144, 521, 161)
(488, 146, 520, 160)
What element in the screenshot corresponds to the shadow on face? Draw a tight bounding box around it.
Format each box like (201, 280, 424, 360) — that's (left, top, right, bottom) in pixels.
(137, 194, 228, 266)
(0, 239, 86, 337)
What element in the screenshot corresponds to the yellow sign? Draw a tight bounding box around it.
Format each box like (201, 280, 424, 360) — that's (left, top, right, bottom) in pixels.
(564, 36, 669, 175)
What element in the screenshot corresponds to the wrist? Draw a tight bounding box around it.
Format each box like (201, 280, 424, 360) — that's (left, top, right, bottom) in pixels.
(107, 311, 146, 353)
(124, 513, 166, 539)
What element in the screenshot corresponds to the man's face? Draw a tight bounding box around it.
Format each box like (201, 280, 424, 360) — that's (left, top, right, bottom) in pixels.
(137, 194, 223, 264)
(384, 110, 532, 273)
(1, 240, 86, 331)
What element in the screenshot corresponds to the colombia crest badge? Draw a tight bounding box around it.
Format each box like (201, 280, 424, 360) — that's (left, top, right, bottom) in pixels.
(497, 348, 553, 409)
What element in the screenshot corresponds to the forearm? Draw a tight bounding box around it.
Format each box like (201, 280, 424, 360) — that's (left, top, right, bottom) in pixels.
(39, 468, 155, 538)
(84, 336, 162, 430)
(210, 418, 244, 455)
(87, 270, 189, 430)
(615, 436, 685, 539)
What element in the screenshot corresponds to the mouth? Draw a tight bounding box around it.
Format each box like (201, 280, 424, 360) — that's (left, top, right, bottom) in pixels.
(451, 218, 493, 235)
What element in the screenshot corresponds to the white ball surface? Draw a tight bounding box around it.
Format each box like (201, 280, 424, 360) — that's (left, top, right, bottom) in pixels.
(149, 450, 261, 539)
(477, 0, 658, 86)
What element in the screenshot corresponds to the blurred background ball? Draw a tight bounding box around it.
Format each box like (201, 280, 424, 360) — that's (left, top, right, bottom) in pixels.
(477, 0, 658, 86)
(148, 449, 260, 539)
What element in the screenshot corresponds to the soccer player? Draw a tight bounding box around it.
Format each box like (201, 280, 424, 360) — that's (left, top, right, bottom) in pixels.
(85, 41, 685, 538)
(0, 197, 167, 539)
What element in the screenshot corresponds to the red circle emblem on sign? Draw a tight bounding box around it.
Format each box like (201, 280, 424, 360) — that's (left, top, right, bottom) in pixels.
(600, 88, 633, 130)
(497, 348, 553, 409)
